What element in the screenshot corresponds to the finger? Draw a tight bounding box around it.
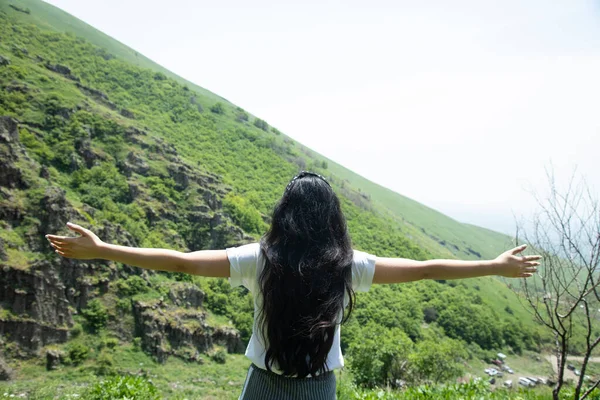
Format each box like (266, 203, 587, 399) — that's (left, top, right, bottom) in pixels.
(519, 273, 533, 278)
(55, 249, 68, 257)
(66, 222, 91, 237)
(524, 255, 541, 261)
(511, 244, 527, 255)
(47, 237, 75, 245)
(51, 244, 71, 252)
(524, 261, 540, 266)
(524, 267, 538, 273)
(46, 235, 73, 241)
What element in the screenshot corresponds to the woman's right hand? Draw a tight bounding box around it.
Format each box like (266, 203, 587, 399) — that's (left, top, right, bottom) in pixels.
(46, 222, 105, 260)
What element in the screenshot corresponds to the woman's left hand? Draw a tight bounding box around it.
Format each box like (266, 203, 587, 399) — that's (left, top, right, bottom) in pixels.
(494, 244, 541, 278)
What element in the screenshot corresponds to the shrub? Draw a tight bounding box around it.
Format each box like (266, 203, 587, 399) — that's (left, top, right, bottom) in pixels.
(81, 299, 109, 333)
(66, 342, 89, 366)
(222, 193, 267, 235)
(210, 102, 225, 114)
(347, 323, 413, 387)
(236, 111, 249, 122)
(95, 351, 115, 376)
(253, 118, 269, 131)
(133, 337, 142, 351)
(211, 348, 227, 364)
(86, 375, 159, 399)
(115, 275, 149, 296)
(70, 323, 83, 338)
(102, 337, 119, 350)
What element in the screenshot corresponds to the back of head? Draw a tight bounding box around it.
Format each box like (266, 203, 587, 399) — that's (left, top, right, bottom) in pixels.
(259, 171, 355, 378)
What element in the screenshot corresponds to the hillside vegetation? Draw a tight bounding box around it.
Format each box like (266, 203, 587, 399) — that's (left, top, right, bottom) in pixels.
(0, 1, 561, 398)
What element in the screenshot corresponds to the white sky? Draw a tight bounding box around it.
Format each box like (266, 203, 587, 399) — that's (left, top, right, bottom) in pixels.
(44, 0, 600, 234)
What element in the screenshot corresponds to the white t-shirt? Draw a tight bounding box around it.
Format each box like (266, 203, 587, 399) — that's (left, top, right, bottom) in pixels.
(226, 242, 377, 374)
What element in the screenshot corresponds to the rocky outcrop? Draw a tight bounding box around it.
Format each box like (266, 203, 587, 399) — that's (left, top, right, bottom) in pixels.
(37, 187, 84, 238)
(132, 297, 243, 364)
(0, 108, 251, 362)
(0, 262, 72, 327)
(0, 319, 68, 353)
(120, 108, 134, 119)
(0, 116, 28, 189)
(119, 151, 150, 177)
(0, 188, 25, 226)
(45, 349, 63, 371)
(5, 82, 29, 93)
(74, 137, 105, 168)
(75, 83, 116, 110)
(0, 356, 14, 381)
(44, 63, 79, 82)
(168, 283, 205, 308)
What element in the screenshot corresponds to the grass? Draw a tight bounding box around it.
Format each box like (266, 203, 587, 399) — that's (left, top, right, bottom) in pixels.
(0, 344, 251, 399)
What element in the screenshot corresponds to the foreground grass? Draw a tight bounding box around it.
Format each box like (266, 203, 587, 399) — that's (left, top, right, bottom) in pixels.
(0, 344, 251, 399)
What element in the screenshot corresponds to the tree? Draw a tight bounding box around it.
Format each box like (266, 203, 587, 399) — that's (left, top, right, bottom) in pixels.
(346, 323, 413, 387)
(408, 336, 467, 384)
(512, 169, 600, 400)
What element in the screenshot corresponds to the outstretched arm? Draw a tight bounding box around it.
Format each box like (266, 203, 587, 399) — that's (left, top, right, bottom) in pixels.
(373, 244, 540, 284)
(46, 222, 230, 277)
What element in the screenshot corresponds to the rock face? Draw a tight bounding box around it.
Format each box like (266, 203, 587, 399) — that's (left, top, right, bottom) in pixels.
(132, 286, 244, 364)
(44, 63, 79, 81)
(0, 114, 249, 363)
(45, 349, 63, 371)
(0, 319, 69, 353)
(0, 116, 28, 189)
(0, 356, 14, 381)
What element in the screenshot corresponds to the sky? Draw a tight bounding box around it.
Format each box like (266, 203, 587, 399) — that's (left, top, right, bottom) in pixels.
(44, 0, 600, 234)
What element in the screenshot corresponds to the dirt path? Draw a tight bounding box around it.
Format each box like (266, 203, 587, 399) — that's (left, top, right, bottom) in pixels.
(545, 355, 600, 381)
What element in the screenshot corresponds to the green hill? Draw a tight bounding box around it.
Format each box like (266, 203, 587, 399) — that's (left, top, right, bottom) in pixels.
(0, 1, 549, 398)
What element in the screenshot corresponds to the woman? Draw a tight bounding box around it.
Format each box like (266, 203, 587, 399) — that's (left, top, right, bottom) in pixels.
(46, 171, 540, 399)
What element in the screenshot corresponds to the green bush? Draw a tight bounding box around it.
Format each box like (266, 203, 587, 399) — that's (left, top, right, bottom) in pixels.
(253, 118, 269, 131)
(347, 323, 413, 388)
(70, 323, 83, 338)
(81, 299, 109, 333)
(236, 111, 249, 122)
(65, 342, 90, 366)
(408, 336, 467, 384)
(222, 193, 267, 235)
(211, 348, 227, 364)
(95, 351, 115, 376)
(115, 275, 149, 296)
(86, 375, 159, 399)
(210, 102, 225, 114)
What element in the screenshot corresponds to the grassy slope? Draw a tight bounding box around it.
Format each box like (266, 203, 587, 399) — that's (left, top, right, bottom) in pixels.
(4, 0, 511, 262)
(4, 0, 225, 103)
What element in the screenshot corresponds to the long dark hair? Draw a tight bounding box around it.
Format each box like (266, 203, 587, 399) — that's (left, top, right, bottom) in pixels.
(258, 171, 355, 378)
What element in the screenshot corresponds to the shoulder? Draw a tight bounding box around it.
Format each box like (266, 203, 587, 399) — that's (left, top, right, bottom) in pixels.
(226, 242, 261, 291)
(351, 249, 377, 292)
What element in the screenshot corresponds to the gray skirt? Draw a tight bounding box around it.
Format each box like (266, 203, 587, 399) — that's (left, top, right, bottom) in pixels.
(239, 364, 337, 400)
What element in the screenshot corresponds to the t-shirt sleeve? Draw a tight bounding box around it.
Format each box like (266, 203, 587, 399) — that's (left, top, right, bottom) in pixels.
(352, 249, 377, 292)
(226, 242, 261, 293)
